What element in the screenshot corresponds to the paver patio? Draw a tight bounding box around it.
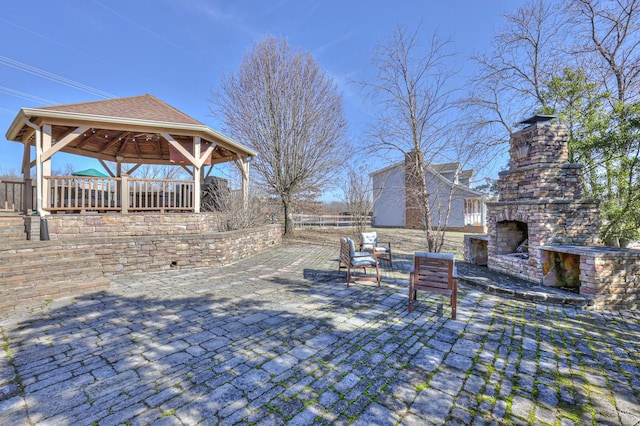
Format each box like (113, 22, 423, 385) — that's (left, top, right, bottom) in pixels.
(1, 243, 639, 425)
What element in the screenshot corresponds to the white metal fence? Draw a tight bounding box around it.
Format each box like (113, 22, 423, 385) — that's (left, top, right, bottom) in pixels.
(293, 214, 372, 229)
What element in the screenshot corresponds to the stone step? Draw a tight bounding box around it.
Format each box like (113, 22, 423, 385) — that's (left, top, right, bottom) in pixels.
(0, 247, 78, 265)
(0, 216, 27, 241)
(0, 256, 103, 283)
(0, 245, 109, 317)
(456, 261, 593, 307)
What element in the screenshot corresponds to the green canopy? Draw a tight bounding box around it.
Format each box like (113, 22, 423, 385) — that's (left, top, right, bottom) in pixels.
(71, 168, 109, 178)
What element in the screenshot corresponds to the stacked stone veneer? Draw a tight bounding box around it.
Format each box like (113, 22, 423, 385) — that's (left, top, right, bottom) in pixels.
(464, 234, 488, 266)
(486, 122, 601, 282)
(44, 212, 224, 239)
(499, 124, 583, 200)
(55, 223, 283, 275)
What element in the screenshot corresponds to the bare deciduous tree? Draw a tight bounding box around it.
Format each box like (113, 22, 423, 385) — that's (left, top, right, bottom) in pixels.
(102, 162, 189, 180)
(565, 0, 640, 245)
(362, 24, 462, 252)
(466, 0, 640, 131)
(341, 166, 373, 238)
(212, 36, 348, 236)
(465, 0, 564, 135)
(568, 0, 640, 104)
(203, 189, 271, 232)
(131, 164, 187, 180)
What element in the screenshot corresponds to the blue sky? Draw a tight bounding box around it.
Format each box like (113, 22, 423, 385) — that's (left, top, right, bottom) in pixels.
(0, 0, 514, 195)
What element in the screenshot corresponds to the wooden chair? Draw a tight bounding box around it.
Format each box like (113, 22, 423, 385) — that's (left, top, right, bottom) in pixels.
(408, 252, 457, 318)
(360, 232, 392, 267)
(340, 237, 380, 287)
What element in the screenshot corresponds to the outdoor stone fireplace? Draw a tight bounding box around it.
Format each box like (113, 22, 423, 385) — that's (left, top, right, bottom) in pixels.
(464, 115, 640, 309)
(486, 115, 601, 281)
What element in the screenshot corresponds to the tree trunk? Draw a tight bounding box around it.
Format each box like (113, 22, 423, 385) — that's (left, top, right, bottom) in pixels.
(406, 149, 445, 252)
(282, 195, 294, 236)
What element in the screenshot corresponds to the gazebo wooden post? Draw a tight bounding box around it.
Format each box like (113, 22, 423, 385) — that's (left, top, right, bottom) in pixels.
(193, 136, 201, 213)
(21, 136, 32, 214)
(120, 174, 129, 214)
(240, 157, 250, 210)
(41, 124, 53, 211)
(116, 156, 123, 178)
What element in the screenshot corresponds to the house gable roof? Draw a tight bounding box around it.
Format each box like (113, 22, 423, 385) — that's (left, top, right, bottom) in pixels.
(369, 161, 404, 178)
(371, 159, 485, 197)
(431, 162, 460, 173)
(424, 164, 484, 197)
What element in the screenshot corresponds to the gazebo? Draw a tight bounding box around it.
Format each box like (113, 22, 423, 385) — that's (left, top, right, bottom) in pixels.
(4, 94, 256, 216)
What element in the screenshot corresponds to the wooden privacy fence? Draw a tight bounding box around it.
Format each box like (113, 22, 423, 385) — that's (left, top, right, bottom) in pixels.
(46, 176, 195, 213)
(293, 214, 372, 229)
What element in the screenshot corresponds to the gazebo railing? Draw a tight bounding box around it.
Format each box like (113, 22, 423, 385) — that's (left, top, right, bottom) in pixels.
(45, 176, 194, 213)
(128, 177, 194, 211)
(1, 179, 34, 213)
(48, 176, 120, 212)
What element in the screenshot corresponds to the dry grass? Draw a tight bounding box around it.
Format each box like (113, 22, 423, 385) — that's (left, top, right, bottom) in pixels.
(284, 227, 474, 257)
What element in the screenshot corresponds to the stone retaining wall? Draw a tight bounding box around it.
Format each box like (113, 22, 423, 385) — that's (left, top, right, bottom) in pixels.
(44, 212, 224, 239)
(0, 245, 110, 317)
(61, 224, 283, 276)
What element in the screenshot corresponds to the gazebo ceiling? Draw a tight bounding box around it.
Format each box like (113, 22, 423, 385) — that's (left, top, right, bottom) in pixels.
(5, 94, 256, 166)
(43, 125, 236, 165)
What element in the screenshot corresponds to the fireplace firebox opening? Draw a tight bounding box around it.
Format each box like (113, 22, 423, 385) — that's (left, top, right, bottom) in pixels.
(496, 220, 529, 258)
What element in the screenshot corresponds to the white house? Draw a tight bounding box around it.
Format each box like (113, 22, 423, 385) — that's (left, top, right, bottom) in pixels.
(371, 159, 487, 232)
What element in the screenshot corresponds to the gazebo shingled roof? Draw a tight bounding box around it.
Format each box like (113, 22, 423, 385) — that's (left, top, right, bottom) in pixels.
(37, 94, 204, 125)
(5, 94, 256, 165)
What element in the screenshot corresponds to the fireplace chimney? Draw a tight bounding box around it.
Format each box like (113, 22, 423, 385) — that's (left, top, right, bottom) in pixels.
(519, 114, 556, 126)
